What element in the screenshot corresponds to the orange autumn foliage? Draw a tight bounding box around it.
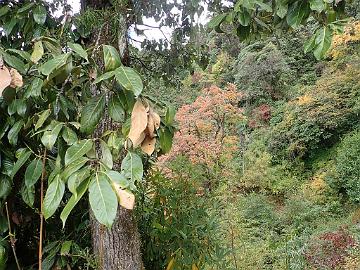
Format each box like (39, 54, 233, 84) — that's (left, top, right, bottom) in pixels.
(159, 84, 244, 168)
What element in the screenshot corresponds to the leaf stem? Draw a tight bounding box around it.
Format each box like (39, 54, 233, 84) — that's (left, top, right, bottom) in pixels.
(38, 148, 47, 270)
(5, 202, 21, 270)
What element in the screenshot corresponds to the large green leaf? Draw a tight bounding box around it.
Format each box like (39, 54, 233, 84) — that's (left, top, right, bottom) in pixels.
(7, 120, 24, 145)
(93, 71, 115, 84)
(2, 52, 26, 74)
(89, 173, 118, 227)
(64, 139, 93, 166)
(114, 66, 143, 96)
(100, 140, 113, 169)
(165, 105, 176, 126)
(286, 1, 310, 28)
(60, 177, 90, 227)
(43, 174, 65, 219)
(41, 121, 63, 150)
(35, 109, 51, 131)
(0, 175, 11, 199)
(67, 42, 88, 61)
(275, 0, 288, 18)
(103, 45, 121, 72)
(10, 150, 31, 179)
(25, 77, 43, 98)
(100, 170, 129, 189)
(38, 53, 71, 76)
(62, 127, 78, 145)
(208, 13, 227, 29)
(62, 156, 89, 181)
(33, 5, 47, 25)
(6, 49, 31, 62)
(30, 41, 44, 63)
(309, 0, 325, 12)
(313, 26, 332, 60)
(68, 167, 90, 197)
(25, 158, 42, 187)
(121, 152, 143, 189)
(80, 94, 106, 134)
(21, 184, 35, 207)
(109, 94, 125, 122)
(238, 9, 251, 26)
(159, 127, 174, 154)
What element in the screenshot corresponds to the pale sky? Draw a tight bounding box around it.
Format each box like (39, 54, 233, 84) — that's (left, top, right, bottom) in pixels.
(47, 0, 209, 45)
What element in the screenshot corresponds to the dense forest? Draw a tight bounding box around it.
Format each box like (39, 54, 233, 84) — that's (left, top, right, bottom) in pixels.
(1, 0, 360, 269)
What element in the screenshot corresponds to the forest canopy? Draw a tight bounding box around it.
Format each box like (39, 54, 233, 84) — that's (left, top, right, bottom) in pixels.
(1, 0, 360, 269)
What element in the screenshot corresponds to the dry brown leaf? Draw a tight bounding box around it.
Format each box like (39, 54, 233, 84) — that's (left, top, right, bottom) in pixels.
(0, 66, 11, 96)
(149, 108, 160, 130)
(128, 100, 148, 147)
(145, 114, 155, 138)
(10, 68, 23, 88)
(112, 183, 135, 210)
(141, 136, 156, 155)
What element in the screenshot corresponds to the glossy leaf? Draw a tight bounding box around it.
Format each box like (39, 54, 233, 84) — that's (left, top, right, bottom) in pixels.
(62, 127, 78, 145)
(68, 167, 90, 197)
(43, 174, 65, 219)
(62, 156, 88, 181)
(35, 109, 51, 131)
(33, 5, 47, 25)
(25, 158, 42, 187)
(21, 184, 35, 207)
(100, 140, 113, 169)
(25, 77, 43, 98)
(121, 152, 143, 187)
(10, 149, 31, 179)
(103, 45, 121, 72)
(7, 119, 23, 145)
(109, 94, 125, 122)
(80, 94, 106, 134)
(68, 42, 88, 61)
(89, 173, 118, 227)
(60, 177, 90, 227)
(114, 66, 143, 96)
(313, 26, 332, 60)
(64, 140, 93, 166)
(30, 41, 44, 63)
(93, 71, 115, 84)
(159, 127, 174, 154)
(208, 13, 227, 29)
(286, 1, 310, 28)
(38, 53, 71, 76)
(41, 122, 63, 150)
(101, 170, 129, 189)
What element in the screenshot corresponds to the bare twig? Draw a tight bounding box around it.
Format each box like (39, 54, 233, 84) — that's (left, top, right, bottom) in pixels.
(5, 202, 21, 270)
(38, 148, 47, 270)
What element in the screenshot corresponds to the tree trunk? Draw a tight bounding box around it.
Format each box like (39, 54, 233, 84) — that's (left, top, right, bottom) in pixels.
(83, 1, 143, 269)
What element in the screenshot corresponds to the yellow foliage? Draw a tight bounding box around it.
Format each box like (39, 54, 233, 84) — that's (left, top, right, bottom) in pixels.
(297, 94, 314, 105)
(344, 256, 360, 270)
(351, 207, 360, 224)
(303, 172, 329, 204)
(330, 21, 360, 59)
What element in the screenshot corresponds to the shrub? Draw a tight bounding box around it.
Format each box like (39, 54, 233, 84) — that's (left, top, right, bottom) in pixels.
(334, 129, 360, 203)
(137, 170, 224, 270)
(304, 228, 357, 269)
(233, 41, 291, 104)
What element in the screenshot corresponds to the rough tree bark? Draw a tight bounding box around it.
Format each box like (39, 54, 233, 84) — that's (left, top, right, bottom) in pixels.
(83, 1, 144, 269)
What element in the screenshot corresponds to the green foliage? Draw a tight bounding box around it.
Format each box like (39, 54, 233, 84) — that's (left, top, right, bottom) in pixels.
(208, 0, 349, 59)
(333, 129, 360, 203)
(137, 168, 225, 270)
